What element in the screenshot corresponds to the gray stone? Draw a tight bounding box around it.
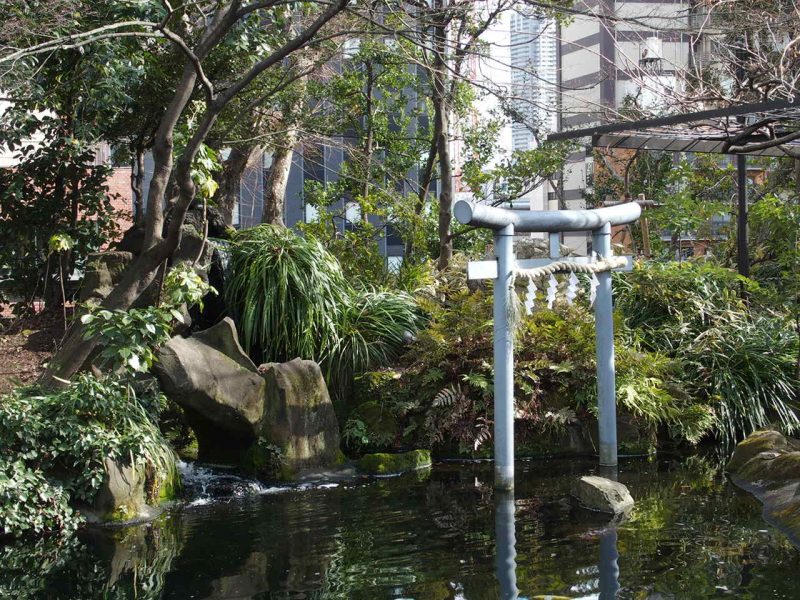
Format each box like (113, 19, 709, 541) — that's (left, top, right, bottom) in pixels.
(87, 447, 181, 524)
(255, 359, 341, 477)
(571, 475, 634, 515)
(155, 323, 341, 478)
(192, 317, 258, 372)
(92, 458, 148, 522)
(154, 320, 266, 462)
(728, 430, 800, 548)
(79, 251, 134, 307)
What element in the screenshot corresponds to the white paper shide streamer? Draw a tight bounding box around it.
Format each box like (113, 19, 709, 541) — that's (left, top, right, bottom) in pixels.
(546, 274, 558, 309)
(589, 272, 600, 306)
(523, 277, 537, 314)
(565, 272, 579, 305)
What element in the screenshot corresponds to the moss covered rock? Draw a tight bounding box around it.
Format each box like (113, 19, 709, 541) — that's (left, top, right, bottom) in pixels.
(257, 359, 341, 479)
(357, 449, 432, 475)
(90, 447, 182, 524)
(728, 430, 800, 548)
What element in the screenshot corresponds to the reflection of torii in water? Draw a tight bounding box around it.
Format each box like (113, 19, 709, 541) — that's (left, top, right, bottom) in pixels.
(494, 490, 620, 600)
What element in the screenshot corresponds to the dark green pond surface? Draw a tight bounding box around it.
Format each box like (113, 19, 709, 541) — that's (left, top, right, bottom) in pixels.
(3, 456, 800, 599)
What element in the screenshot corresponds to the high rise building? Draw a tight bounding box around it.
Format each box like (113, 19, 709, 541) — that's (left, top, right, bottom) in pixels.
(555, 0, 691, 252)
(510, 12, 558, 152)
(506, 11, 559, 225)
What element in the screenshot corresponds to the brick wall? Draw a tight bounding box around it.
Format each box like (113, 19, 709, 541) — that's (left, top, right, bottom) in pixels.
(105, 167, 134, 242)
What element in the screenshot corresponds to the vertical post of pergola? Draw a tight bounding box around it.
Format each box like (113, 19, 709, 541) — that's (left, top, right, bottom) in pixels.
(737, 154, 750, 278)
(593, 222, 618, 468)
(494, 224, 515, 491)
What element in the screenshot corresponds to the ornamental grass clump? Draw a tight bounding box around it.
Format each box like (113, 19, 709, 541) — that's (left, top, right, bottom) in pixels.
(616, 260, 799, 446)
(225, 225, 423, 390)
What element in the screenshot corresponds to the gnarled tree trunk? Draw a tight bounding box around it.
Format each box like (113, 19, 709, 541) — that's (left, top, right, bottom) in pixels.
(262, 134, 297, 226)
(217, 145, 254, 227)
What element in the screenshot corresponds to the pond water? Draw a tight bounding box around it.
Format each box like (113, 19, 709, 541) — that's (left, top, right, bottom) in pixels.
(3, 455, 800, 599)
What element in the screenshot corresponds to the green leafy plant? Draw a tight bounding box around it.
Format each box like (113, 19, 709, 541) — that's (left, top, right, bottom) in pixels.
(351, 257, 714, 456)
(0, 375, 175, 537)
(616, 260, 798, 445)
(0, 111, 119, 313)
(80, 262, 216, 374)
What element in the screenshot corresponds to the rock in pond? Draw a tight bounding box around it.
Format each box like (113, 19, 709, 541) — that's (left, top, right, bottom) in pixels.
(571, 476, 634, 515)
(249, 359, 342, 479)
(154, 318, 266, 464)
(357, 449, 432, 475)
(727, 429, 800, 547)
(87, 451, 181, 524)
(154, 319, 341, 480)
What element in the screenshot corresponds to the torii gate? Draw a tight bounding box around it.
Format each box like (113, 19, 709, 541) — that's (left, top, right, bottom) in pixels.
(453, 200, 642, 490)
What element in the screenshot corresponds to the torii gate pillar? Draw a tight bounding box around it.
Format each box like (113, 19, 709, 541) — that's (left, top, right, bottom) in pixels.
(493, 224, 515, 490)
(593, 222, 617, 468)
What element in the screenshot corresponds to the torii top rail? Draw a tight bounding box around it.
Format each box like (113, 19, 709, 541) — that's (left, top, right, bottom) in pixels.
(454, 200, 642, 233)
(454, 199, 642, 490)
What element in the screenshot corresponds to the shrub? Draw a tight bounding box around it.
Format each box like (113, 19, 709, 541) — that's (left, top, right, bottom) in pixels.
(225, 224, 350, 363)
(616, 260, 799, 445)
(0, 376, 175, 538)
(349, 259, 714, 456)
(225, 225, 423, 393)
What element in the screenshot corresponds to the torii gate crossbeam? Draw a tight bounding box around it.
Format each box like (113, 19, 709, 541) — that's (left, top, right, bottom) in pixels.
(454, 200, 642, 490)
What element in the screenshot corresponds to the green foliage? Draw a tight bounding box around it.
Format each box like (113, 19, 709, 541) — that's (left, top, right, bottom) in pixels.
(0, 460, 77, 538)
(614, 260, 755, 341)
(80, 263, 215, 374)
(617, 260, 799, 446)
(744, 193, 799, 304)
(685, 314, 798, 446)
(331, 290, 420, 385)
(225, 224, 423, 392)
(0, 374, 175, 537)
(353, 256, 712, 456)
(461, 135, 573, 205)
(225, 224, 351, 362)
(586, 148, 673, 208)
(0, 111, 119, 311)
(81, 308, 174, 374)
(648, 156, 734, 256)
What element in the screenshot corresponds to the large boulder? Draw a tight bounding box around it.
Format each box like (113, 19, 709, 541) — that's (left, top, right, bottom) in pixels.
(247, 359, 341, 479)
(154, 318, 266, 463)
(154, 319, 342, 479)
(728, 430, 800, 547)
(571, 476, 634, 515)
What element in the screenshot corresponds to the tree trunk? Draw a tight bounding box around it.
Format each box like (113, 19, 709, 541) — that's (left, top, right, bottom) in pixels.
(435, 103, 453, 271)
(432, 4, 453, 271)
(404, 134, 439, 259)
(217, 145, 253, 226)
(131, 142, 146, 224)
(262, 133, 297, 226)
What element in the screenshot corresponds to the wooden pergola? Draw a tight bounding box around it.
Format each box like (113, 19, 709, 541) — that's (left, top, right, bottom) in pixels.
(548, 97, 800, 276)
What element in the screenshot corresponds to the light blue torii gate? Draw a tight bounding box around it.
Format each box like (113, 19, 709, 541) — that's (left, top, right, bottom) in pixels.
(453, 200, 642, 490)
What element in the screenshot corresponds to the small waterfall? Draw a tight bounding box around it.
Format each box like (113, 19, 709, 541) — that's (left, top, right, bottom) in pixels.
(177, 461, 340, 506)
